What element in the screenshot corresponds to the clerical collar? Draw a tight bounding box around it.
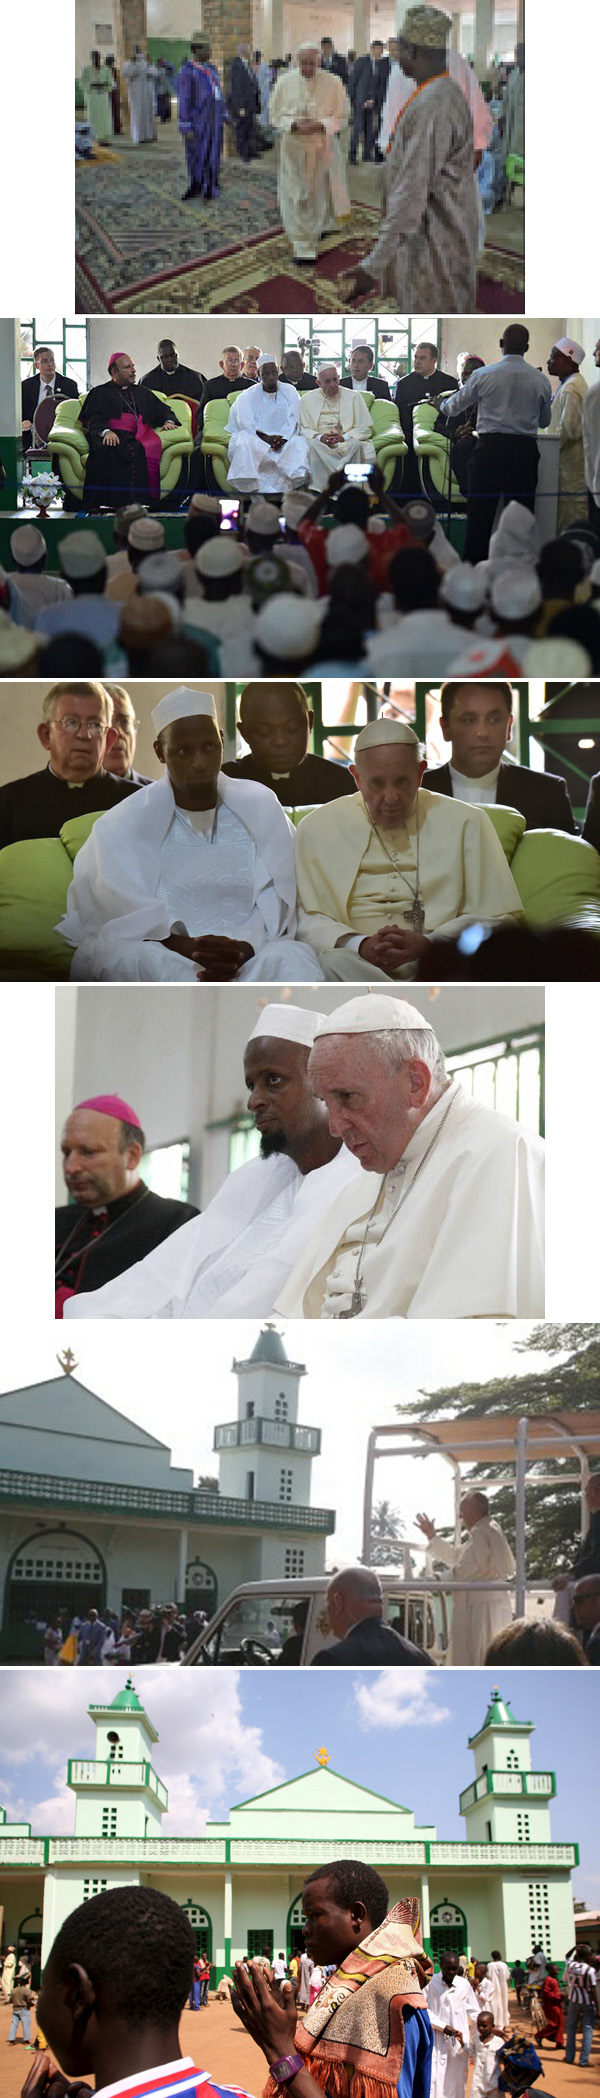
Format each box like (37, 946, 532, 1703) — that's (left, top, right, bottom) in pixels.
(450, 761, 500, 789)
(88, 1184, 148, 1220)
(48, 763, 106, 788)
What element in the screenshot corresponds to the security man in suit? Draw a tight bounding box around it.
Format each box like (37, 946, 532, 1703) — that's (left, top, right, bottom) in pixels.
(311, 1567, 434, 1667)
(320, 36, 348, 83)
(341, 342, 391, 401)
(22, 346, 79, 440)
(423, 680, 576, 832)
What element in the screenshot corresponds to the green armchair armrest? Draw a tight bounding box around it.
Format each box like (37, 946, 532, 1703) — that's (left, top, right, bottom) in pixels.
(412, 395, 467, 510)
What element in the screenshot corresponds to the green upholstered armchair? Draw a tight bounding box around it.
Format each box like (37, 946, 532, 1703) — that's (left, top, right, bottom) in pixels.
(201, 389, 408, 494)
(412, 395, 467, 512)
(49, 392, 194, 504)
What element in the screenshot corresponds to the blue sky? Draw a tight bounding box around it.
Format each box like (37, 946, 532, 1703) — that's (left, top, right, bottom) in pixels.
(0, 1667, 597, 1907)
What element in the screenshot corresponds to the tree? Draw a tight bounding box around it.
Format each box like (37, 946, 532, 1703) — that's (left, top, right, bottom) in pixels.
(365, 1498, 406, 1567)
(395, 1324, 600, 1577)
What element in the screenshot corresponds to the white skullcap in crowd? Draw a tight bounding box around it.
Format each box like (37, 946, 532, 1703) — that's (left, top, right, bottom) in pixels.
(553, 338, 586, 365)
(314, 994, 435, 1038)
(258, 352, 278, 371)
(247, 500, 281, 537)
(195, 537, 244, 578)
(138, 552, 183, 595)
(521, 639, 593, 675)
(10, 524, 46, 566)
(440, 564, 487, 613)
(354, 718, 420, 754)
(128, 516, 165, 551)
(58, 530, 106, 580)
(151, 687, 218, 734)
(255, 593, 322, 659)
(487, 502, 540, 571)
(247, 1002, 326, 1048)
(325, 525, 369, 569)
(490, 567, 542, 619)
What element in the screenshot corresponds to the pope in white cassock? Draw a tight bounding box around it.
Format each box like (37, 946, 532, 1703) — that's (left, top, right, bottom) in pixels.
(57, 688, 322, 983)
(300, 364, 376, 491)
(294, 718, 522, 982)
(275, 994, 545, 1321)
(426, 1959, 480, 2098)
(269, 42, 351, 262)
(416, 1492, 516, 1665)
(64, 1003, 360, 1321)
(227, 355, 310, 495)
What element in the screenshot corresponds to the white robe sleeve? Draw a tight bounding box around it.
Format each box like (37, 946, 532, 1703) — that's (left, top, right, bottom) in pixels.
(429, 805, 522, 941)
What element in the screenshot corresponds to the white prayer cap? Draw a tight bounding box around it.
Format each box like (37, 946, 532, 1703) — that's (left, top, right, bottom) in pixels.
(282, 491, 313, 528)
(10, 523, 46, 566)
(128, 516, 165, 552)
(354, 718, 420, 755)
(58, 530, 106, 580)
(553, 337, 586, 365)
(137, 552, 183, 595)
(246, 500, 280, 538)
(258, 351, 278, 371)
(325, 525, 369, 569)
(488, 501, 540, 570)
(521, 638, 593, 675)
(195, 536, 244, 578)
(151, 687, 218, 734)
(440, 563, 487, 613)
(490, 566, 542, 619)
(247, 1002, 326, 1048)
(314, 994, 435, 1039)
(188, 492, 222, 518)
(0, 608, 40, 669)
(255, 593, 322, 660)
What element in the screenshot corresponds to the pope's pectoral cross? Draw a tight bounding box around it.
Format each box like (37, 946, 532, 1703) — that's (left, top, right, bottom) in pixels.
(403, 899, 425, 935)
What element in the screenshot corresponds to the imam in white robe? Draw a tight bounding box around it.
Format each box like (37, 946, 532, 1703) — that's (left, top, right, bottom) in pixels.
(269, 65, 350, 260)
(426, 1518, 516, 1665)
(64, 1145, 359, 1321)
(275, 1079, 545, 1320)
(294, 787, 522, 977)
(227, 381, 310, 494)
(123, 55, 158, 143)
(299, 386, 376, 491)
(57, 771, 322, 983)
(426, 1973, 480, 2098)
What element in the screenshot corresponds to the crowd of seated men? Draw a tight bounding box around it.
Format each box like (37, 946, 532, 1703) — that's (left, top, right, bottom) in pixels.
(2, 677, 600, 987)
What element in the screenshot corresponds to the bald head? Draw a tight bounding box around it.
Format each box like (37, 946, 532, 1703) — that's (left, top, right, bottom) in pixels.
(327, 1566, 383, 1639)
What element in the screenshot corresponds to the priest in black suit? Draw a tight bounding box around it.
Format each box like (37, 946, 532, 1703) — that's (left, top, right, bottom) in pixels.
(140, 336, 206, 402)
(394, 341, 458, 494)
(0, 682, 140, 851)
(341, 342, 391, 400)
(280, 348, 318, 393)
(310, 1568, 434, 1666)
(80, 351, 180, 508)
(198, 346, 253, 430)
(423, 679, 576, 833)
(56, 1092, 198, 1309)
(22, 347, 79, 437)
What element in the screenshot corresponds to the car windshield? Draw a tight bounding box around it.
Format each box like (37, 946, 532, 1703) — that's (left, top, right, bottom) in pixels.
(200, 1593, 309, 1665)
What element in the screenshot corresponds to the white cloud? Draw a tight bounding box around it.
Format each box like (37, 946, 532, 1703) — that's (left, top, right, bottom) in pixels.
(0, 1671, 283, 1838)
(353, 1671, 451, 1732)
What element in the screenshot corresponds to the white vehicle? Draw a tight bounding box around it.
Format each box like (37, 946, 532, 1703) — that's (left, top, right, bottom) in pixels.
(181, 1573, 449, 1667)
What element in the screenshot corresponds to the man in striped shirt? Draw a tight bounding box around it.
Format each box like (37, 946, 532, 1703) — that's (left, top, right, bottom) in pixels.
(22, 1885, 255, 2098)
(564, 1944, 600, 2067)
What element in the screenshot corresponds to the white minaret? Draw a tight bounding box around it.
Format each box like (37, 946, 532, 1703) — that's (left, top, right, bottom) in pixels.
(214, 1326, 320, 1508)
(68, 1679, 168, 1840)
(460, 1686, 554, 1844)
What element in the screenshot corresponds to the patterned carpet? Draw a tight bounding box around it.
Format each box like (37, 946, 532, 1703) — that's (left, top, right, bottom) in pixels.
(75, 138, 524, 315)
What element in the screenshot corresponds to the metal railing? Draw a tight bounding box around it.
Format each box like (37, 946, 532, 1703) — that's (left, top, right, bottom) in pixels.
(0, 1468, 333, 1532)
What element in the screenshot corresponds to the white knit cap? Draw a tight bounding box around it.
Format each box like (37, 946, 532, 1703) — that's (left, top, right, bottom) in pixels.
(138, 552, 183, 594)
(553, 337, 585, 366)
(195, 537, 244, 578)
(325, 525, 369, 569)
(490, 567, 542, 619)
(247, 500, 280, 538)
(255, 593, 322, 659)
(354, 718, 420, 754)
(314, 994, 435, 1038)
(58, 531, 106, 580)
(10, 524, 46, 566)
(440, 564, 487, 613)
(151, 687, 218, 733)
(258, 352, 278, 371)
(247, 1002, 326, 1048)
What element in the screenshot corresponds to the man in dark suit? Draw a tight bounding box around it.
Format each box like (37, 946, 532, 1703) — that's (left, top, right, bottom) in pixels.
(311, 1568, 434, 1666)
(423, 680, 576, 832)
(394, 341, 458, 495)
(341, 343, 391, 401)
(198, 345, 253, 430)
(22, 346, 79, 439)
(228, 43, 262, 159)
(349, 41, 387, 162)
(320, 36, 348, 83)
(140, 337, 206, 402)
(280, 348, 318, 393)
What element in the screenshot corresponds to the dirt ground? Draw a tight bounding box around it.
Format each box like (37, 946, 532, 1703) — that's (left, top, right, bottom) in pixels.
(1, 1992, 597, 2098)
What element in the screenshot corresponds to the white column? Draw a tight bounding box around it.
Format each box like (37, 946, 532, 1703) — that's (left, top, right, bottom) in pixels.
(260, 0, 284, 59)
(354, 0, 369, 54)
(474, 0, 494, 76)
(516, 0, 524, 44)
(41, 1871, 59, 1965)
(0, 317, 21, 511)
(224, 1867, 233, 1964)
(420, 1871, 430, 1948)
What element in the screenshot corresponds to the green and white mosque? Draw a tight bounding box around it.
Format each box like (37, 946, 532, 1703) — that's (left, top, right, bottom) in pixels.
(0, 1685, 577, 1985)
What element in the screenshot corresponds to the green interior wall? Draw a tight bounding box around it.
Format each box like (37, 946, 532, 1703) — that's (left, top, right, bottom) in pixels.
(147, 39, 188, 70)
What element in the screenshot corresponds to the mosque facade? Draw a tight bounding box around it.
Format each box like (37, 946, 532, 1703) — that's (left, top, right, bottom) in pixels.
(0, 1685, 577, 1982)
(0, 1331, 333, 1660)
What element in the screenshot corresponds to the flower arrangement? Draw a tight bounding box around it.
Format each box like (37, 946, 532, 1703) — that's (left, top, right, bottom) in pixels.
(21, 469, 63, 514)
